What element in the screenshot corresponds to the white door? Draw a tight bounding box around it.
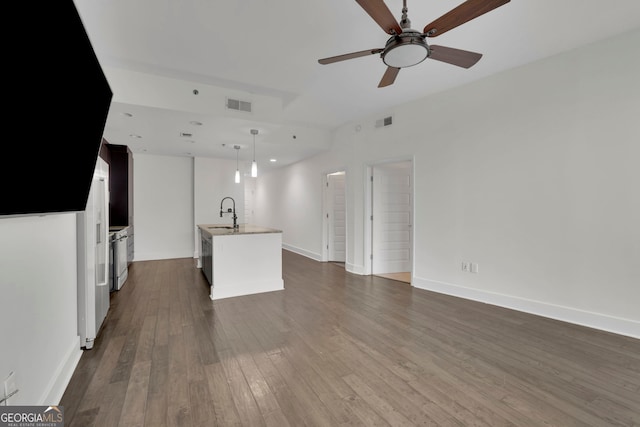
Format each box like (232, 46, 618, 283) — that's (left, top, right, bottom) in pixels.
(327, 173, 346, 262)
(372, 161, 412, 274)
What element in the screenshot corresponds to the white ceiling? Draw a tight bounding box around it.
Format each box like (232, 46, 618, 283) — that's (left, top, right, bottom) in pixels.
(74, 0, 640, 171)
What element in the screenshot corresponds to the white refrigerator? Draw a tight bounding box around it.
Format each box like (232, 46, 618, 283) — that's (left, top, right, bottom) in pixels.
(77, 157, 110, 350)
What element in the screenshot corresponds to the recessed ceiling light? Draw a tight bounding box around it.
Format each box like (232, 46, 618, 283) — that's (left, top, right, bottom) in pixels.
(122, 112, 133, 117)
(129, 134, 141, 138)
(189, 120, 202, 126)
(270, 158, 277, 162)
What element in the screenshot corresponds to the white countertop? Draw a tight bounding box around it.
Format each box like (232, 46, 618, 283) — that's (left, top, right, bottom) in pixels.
(198, 224, 282, 237)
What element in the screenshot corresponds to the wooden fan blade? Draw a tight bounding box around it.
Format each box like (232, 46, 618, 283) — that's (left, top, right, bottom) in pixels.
(356, 0, 403, 35)
(378, 67, 400, 88)
(318, 48, 383, 65)
(424, 0, 510, 37)
(428, 45, 482, 68)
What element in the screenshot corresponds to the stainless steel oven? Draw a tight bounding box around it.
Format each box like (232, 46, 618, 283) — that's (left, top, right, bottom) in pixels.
(110, 226, 129, 291)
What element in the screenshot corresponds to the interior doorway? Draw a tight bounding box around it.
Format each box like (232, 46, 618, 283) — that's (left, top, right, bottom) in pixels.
(368, 160, 413, 283)
(323, 171, 346, 265)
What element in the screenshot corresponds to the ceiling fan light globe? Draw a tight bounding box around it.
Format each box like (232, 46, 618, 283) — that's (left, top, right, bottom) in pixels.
(382, 35, 429, 68)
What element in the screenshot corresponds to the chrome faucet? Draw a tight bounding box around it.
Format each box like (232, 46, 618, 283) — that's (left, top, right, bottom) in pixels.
(219, 197, 238, 229)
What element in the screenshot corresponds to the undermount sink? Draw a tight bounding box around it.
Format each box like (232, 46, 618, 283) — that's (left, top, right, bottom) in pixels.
(208, 226, 234, 230)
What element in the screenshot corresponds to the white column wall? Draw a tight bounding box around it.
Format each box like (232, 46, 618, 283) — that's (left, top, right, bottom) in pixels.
(133, 154, 194, 260)
(0, 214, 82, 404)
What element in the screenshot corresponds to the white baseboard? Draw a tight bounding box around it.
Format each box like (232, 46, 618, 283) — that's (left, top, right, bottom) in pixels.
(282, 243, 322, 261)
(346, 263, 366, 275)
(134, 251, 194, 261)
(281, 244, 365, 274)
(40, 335, 82, 405)
(413, 277, 640, 340)
(210, 279, 284, 301)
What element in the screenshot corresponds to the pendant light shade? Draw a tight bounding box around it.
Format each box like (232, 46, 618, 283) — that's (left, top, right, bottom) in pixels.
(250, 129, 258, 178)
(234, 145, 240, 184)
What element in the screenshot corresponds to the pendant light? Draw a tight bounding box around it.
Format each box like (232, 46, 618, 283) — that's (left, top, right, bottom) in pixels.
(250, 129, 258, 178)
(234, 145, 240, 183)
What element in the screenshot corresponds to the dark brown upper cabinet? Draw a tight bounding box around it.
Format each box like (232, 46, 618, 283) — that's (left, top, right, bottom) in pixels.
(100, 142, 133, 227)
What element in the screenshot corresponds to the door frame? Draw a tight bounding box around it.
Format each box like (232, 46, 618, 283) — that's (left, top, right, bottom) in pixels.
(364, 157, 415, 277)
(322, 168, 348, 263)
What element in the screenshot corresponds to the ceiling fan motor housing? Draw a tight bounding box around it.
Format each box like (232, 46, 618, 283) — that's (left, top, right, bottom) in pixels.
(318, 0, 510, 86)
(382, 29, 430, 68)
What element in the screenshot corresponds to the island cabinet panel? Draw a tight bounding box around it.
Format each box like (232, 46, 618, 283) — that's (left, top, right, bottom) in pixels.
(201, 234, 213, 284)
(197, 224, 283, 300)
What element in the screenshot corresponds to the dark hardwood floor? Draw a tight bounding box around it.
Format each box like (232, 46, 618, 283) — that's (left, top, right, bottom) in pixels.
(61, 250, 640, 426)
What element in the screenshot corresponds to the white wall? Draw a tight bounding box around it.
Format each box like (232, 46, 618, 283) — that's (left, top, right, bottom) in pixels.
(254, 30, 640, 338)
(405, 30, 640, 337)
(0, 214, 82, 404)
(193, 157, 245, 257)
(132, 154, 249, 260)
(254, 146, 352, 261)
(255, 161, 323, 259)
(244, 177, 257, 225)
(133, 154, 194, 260)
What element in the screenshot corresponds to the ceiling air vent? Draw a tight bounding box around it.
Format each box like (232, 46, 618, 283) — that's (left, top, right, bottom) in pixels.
(180, 132, 193, 137)
(226, 98, 252, 113)
(375, 116, 393, 128)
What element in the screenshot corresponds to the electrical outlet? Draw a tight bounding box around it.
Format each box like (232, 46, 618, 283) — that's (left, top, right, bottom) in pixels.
(3, 371, 18, 405)
(461, 262, 470, 272)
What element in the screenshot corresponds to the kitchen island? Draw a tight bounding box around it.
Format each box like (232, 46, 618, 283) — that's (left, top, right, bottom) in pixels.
(197, 224, 283, 300)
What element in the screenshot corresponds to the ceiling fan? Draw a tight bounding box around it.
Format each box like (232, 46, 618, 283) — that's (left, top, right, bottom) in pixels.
(318, 0, 510, 87)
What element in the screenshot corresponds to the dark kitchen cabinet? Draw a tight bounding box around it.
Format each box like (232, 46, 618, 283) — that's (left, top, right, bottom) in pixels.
(100, 140, 134, 261)
(200, 234, 213, 285)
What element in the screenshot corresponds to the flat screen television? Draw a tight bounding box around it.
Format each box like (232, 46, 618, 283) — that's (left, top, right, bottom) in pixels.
(1, 0, 113, 217)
